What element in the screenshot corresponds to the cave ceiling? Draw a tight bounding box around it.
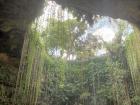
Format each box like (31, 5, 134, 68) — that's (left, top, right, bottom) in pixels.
(0, 0, 140, 60)
(54, 0, 140, 27)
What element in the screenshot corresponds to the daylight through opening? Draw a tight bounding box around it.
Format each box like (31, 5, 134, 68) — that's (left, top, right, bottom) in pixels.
(1, 1, 140, 105)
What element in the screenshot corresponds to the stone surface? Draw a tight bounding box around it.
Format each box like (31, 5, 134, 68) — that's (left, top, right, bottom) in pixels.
(0, 0, 140, 104)
(0, 0, 140, 61)
(0, 1, 45, 104)
(54, 0, 140, 27)
(0, 0, 45, 61)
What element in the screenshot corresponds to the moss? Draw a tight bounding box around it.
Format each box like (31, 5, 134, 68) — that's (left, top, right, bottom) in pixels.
(125, 27, 140, 96)
(0, 62, 18, 105)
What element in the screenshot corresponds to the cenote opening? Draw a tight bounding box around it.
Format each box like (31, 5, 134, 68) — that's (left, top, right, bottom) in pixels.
(0, 0, 140, 105)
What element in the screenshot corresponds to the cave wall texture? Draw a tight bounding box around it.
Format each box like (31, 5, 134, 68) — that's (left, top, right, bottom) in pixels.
(0, 0, 45, 104)
(0, 0, 45, 60)
(1, 0, 140, 61)
(54, 0, 140, 26)
(0, 0, 140, 104)
(0, 0, 140, 61)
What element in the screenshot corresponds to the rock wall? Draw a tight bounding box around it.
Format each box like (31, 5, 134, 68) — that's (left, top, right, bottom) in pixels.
(0, 0, 45, 104)
(0, 0, 140, 104)
(0, 62, 18, 105)
(54, 0, 140, 27)
(0, 0, 45, 60)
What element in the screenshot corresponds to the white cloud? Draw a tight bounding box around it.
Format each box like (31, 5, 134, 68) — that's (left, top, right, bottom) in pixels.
(95, 49, 107, 56)
(93, 27, 115, 42)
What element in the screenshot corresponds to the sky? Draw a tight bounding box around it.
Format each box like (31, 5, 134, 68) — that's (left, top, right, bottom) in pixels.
(88, 17, 118, 42)
(92, 27, 115, 42)
(39, 1, 117, 44)
(37, 1, 133, 57)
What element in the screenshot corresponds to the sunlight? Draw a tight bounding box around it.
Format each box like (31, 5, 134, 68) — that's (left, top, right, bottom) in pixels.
(1, 0, 140, 104)
(37, 1, 75, 32)
(95, 49, 107, 56)
(93, 26, 115, 42)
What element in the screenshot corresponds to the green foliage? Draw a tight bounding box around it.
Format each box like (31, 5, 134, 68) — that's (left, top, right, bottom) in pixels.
(0, 62, 18, 104)
(37, 19, 139, 105)
(11, 13, 140, 105)
(131, 96, 140, 104)
(43, 19, 86, 50)
(125, 27, 140, 97)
